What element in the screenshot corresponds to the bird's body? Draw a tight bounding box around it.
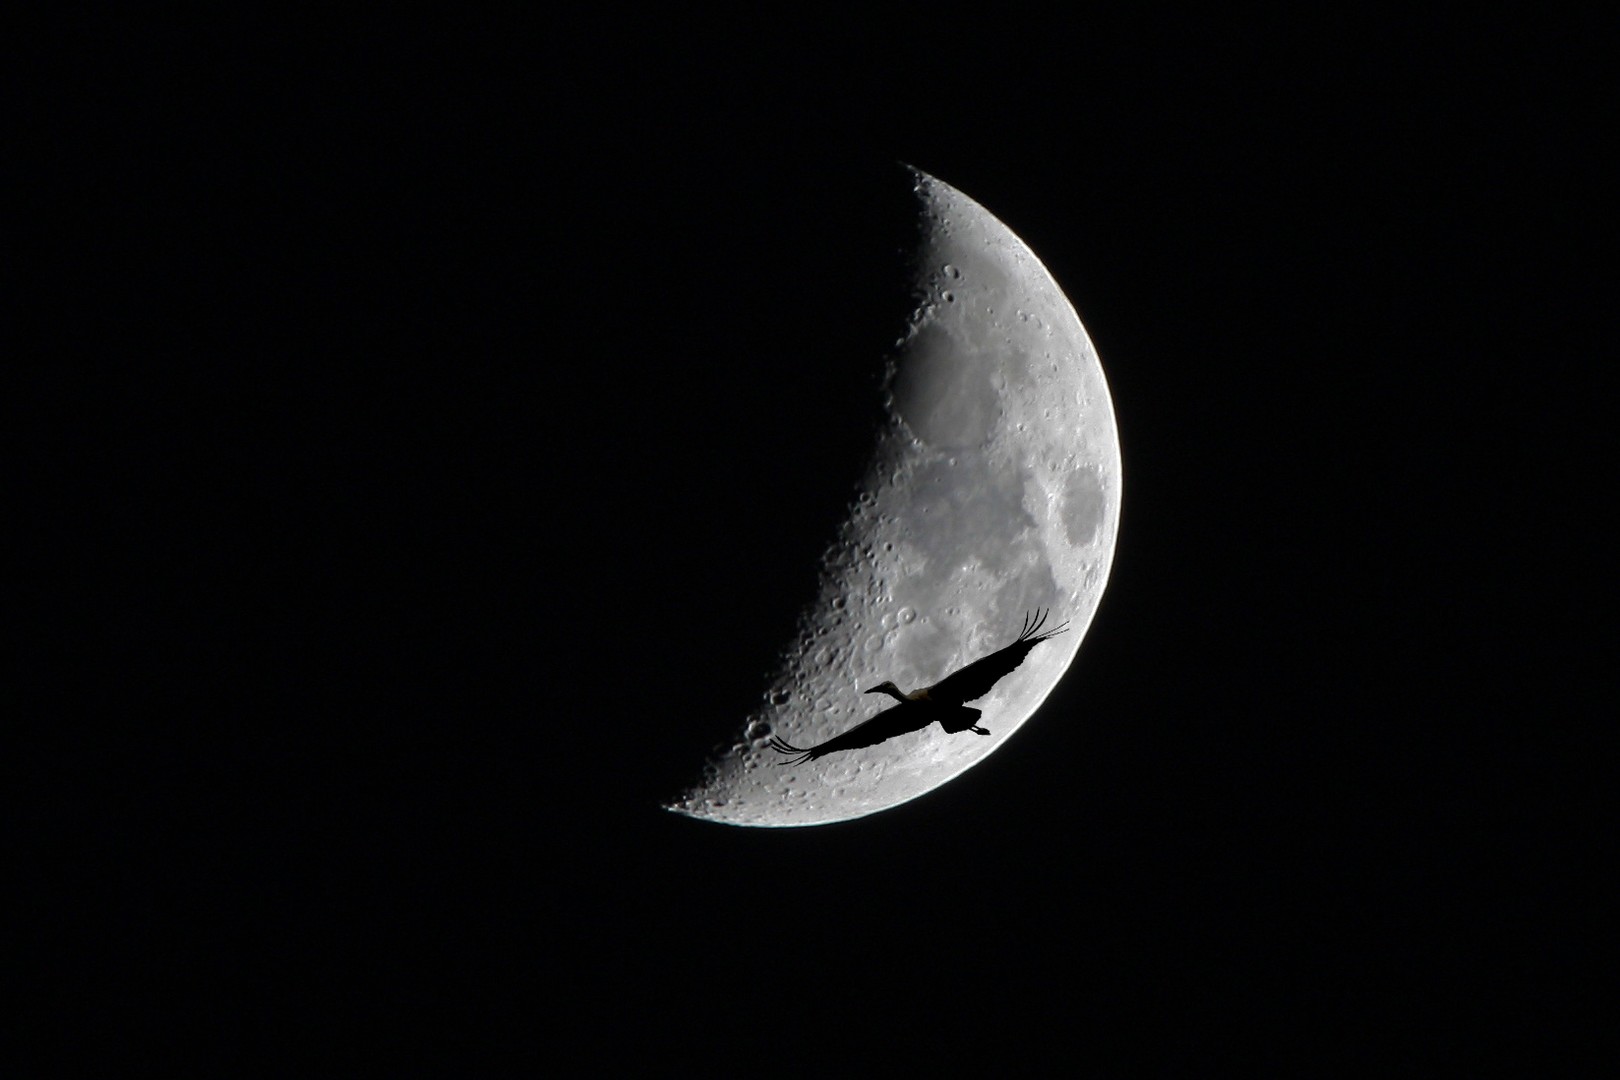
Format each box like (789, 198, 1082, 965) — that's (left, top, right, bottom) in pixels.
(768, 610, 1068, 766)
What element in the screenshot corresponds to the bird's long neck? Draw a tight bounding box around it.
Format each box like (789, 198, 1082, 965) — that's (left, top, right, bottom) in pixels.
(875, 683, 920, 703)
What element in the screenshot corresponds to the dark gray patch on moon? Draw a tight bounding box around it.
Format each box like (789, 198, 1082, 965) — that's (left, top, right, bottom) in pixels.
(901, 455, 1036, 578)
(890, 323, 996, 450)
(1062, 468, 1105, 546)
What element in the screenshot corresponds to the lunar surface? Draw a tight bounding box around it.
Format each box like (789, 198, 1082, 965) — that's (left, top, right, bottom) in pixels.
(668, 168, 1121, 827)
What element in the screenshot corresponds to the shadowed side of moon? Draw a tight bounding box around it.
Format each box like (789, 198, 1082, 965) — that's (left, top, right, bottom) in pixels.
(668, 167, 1121, 827)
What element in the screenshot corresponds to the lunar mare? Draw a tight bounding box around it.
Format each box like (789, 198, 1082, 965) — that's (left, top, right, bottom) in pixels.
(668, 169, 1121, 827)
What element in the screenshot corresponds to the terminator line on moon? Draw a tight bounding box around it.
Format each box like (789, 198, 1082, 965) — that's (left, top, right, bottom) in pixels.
(667, 167, 1122, 828)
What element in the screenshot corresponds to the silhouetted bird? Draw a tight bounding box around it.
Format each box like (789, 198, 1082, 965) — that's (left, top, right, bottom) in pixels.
(768, 609, 1068, 766)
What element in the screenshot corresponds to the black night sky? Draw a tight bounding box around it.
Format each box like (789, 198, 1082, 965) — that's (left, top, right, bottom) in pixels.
(19, 12, 1605, 1072)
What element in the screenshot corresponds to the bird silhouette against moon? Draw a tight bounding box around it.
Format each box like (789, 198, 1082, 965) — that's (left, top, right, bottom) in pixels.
(667, 167, 1121, 827)
(768, 610, 1067, 765)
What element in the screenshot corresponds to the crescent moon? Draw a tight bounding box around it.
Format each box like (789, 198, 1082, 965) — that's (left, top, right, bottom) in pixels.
(668, 168, 1122, 827)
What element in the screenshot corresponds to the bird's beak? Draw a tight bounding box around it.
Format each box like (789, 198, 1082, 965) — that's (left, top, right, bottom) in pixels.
(863, 685, 882, 695)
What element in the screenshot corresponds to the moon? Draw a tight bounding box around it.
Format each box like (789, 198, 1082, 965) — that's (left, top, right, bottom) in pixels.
(667, 168, 1121, 827)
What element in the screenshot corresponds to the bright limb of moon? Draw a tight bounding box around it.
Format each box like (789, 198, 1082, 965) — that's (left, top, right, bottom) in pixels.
(668, 168, 1122, 827)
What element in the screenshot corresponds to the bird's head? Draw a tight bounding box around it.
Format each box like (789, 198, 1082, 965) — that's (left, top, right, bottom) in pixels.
(864, 680, 908, 702)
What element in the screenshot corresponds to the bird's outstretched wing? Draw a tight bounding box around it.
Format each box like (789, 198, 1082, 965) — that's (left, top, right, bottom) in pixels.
(925, 608, 1069, 705)
(767, 701, 937, 767)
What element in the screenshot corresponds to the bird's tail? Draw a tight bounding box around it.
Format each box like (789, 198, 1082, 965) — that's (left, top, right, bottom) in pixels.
(767, 735, 816, 767)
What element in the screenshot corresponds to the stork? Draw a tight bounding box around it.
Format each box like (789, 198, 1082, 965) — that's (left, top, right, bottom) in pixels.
(768, 609, 1068, 766)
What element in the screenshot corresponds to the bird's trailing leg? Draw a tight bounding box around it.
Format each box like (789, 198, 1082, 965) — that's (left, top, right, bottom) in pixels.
(970, 725, 990, 735)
